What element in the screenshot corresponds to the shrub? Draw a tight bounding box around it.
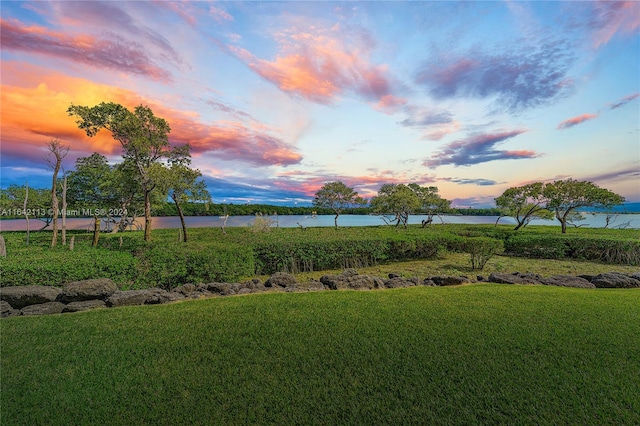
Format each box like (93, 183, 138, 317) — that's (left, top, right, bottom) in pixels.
(464, 238, 504, 270)
(504, 235, 568, 259)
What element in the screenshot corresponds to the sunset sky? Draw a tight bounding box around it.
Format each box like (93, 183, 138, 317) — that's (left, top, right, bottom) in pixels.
(1, 1, 639, 207)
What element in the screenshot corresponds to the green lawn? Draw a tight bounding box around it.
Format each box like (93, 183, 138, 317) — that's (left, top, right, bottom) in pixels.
(2, 285, 639, 425)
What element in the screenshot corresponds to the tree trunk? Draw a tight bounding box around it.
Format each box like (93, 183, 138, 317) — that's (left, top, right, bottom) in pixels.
(61, 175, 67, 245)
(175, 198, 188, 242)
(144, 190, 152, 242)
(92, 216, 100, 247)
(334, 213, 339, 229)
(24, 181, 30, 246)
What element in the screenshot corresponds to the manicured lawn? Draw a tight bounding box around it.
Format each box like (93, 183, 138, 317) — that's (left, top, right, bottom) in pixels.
(2, 285, 639, 425)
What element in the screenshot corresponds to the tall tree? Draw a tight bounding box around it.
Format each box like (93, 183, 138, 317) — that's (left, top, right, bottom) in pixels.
(370, 183, 420, 228)
(313, 181, 366, 229)
(494, 182, 552, 230)
(156, 145, 210, 242)
(543, 179, 625, 233)
(68, 103, 170, 241)
(45, 139, 69, 247)
(408, 184, 451, 226)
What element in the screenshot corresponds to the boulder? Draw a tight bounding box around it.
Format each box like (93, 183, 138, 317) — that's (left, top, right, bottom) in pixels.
(1, 300, 19, 318)
(174, 284, 197, 295)
(143, 290, 186, 305)
(319, 274, 348, 290)
(21, 302, 65, 316)
(291, 281, 326, 292)
(63, 300, 107, 313)
(384, 277, 419, 289)
(1, 286, 62, 309)
(541, 275, 595, 289)
(430, 276, 470, 287)
(107, 289, 167, 307)
(206, 282, 237, 296)
(488, 272, 544, 285)
(591, 272, 640, 289)
(265, 272, 297, 288)
(58, 278, 118, 303)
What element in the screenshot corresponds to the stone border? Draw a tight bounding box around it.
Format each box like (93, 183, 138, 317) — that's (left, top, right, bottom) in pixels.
(2, 270, 639, 318)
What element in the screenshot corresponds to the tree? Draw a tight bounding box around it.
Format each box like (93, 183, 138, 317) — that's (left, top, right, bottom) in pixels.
(408, 184, 451, 226)
(370, 183, 420, 228)
(68, 103, 171, 241)
(494, 182, 552, 230)
(543, 179, 625, 233)
(156, 145, 210, 242)
(45, 139, 69, 247)
(313, 181, 366, 229)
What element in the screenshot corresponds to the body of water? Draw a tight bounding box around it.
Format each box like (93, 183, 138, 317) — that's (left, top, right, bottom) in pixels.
(1, 213, 639, 231)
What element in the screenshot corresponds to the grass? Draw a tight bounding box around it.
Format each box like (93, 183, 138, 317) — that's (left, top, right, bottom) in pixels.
(2, 285, 639, 425)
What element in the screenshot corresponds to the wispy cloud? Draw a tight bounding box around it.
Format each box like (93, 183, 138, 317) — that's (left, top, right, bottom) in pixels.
(415, 40, 574, 112)
(557, 113, 599, 130)
(423, 129, 536, 168)
(0, 18, 172, 82)
(589, 1, 640, 49)
(440, 177, 499, 186)
(220, 20, 400, 108)
(398, 106, 461, 141)
(609, 93, 640, 110)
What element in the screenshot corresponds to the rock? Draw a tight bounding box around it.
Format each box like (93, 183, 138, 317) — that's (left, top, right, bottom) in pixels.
(145, 290, 186, 305)
(384, 277, 418, 288)
(63, 300, 107, 313)
(488, 272, 544, 285)
(1, 300, 19, 317)
(348, 276, 385, 290)
(1, 286, 62, 309)
(58, 278, 118, 303)
(174, 284, 197, 295)
(106, 289, 167, 307)
(319, 274, 348, 290)
(430, 276, 470, 286)
(291, 281, 326, 292)
(422, 278, 436, 286)
(591, 272, 640, 289)
(265, 272, 297, 288)
(541, 275, 595, 289)
(206, 282, 237, 296)
(21, 302, 65, 316)
(388, 273, 401, 279)
(341, 269, 359, 278)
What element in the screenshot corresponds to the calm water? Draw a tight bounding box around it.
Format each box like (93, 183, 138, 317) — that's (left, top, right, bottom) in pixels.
(1, 213, 639, 231)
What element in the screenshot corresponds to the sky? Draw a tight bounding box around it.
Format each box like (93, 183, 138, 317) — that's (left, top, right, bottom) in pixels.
(1, 1, 639, 207)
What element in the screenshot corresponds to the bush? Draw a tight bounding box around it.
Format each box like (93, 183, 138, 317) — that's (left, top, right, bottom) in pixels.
(504, 235, 568, 259)
(463, 238, 504, 270)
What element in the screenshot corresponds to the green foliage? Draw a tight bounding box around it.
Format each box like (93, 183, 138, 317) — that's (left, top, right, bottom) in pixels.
(463, 237, 504, 270)
(313, 181, 366, 228)
(370, 183, 421, 228)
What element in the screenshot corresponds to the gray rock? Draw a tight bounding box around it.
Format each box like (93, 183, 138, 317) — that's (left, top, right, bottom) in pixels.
(63, 300, 107, 313)
(488, 272, 543, 285)
(107, 289, 156, 307)
(206, 282, 237, 296)
(1, 300, 19, 317)
(58, 278, 118, 303)
(145, 290, 186, 305)
(541, 275, 595, 289)
(319, 274, 348, 290)
(1, 286, 62, 309)
(385, 277, 418, 288)
(265, 272, 297, 288)
(341, 269, 359, 278)
(290, 281, 326, 292)
(21, 302, 65, 316)
(430, 276, 470, 287)
(591, 272, 640, 289)
(174, 284, 197, 295)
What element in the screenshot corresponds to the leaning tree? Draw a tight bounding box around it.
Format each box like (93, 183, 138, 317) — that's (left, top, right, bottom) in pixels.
(494, 182, 553, 230)
(68, 102, 170, 241)
(543, 179, 625, 233)
(370, 183, 420, 228)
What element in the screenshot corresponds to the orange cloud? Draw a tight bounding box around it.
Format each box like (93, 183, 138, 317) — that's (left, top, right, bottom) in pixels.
(1, 62, 301, 168)
(592, 1, 640, 49)
(556, 113, 599, 129)
(224, 23, 399, 106)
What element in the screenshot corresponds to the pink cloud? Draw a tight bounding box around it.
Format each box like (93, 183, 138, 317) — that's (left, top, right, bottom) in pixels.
(557, 113, 599, 129)
(609, 93, 640, 110)
(591, 1, 640, 49)
(210, 5, 233, 23)
(222, 23, 400, 107)
(0, 18, 172, 82)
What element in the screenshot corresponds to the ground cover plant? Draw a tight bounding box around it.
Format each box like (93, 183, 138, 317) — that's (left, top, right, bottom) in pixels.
(0, 224, 638, 288)
(2, 285, 639, 425)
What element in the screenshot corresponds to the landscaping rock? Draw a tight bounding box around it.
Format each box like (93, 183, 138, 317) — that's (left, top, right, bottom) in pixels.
(206, 282, 238, 296)
(1, 286, 62, 309)
(265, 272, 297, 288)
(174, 284, 197, 295)
(1, 300, 19, 317)
(319, 274, 348, 290)
(488, 272, 544, 285)
(321, 273, 384, 290)
(541, 275, 595, 289)
(384, 277, 419, 288)
(107, 289, 167, 307)
(63, 300, 107, 313)
(58, 278, 117, 303)
(145, 290, 186, 305)
(21, 302, 65, 316)
(430, 276, 470, 286)
(591, 272, 640, 288)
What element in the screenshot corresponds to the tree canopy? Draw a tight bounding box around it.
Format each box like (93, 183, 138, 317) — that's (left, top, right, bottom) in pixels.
(313, 181, 365, 228)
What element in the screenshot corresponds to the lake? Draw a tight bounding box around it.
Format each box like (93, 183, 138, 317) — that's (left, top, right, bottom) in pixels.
(1, 213, 639, 231)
